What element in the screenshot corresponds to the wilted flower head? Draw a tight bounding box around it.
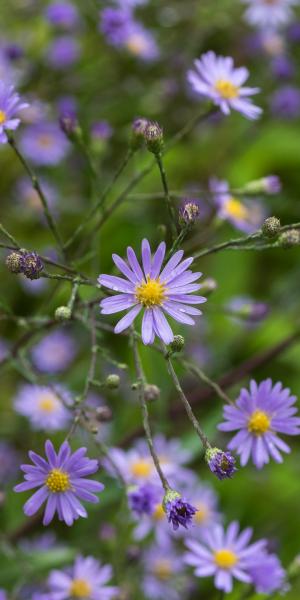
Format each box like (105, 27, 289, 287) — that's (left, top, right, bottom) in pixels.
(179, 199, 201, 226)
(128, 482, 161, 516)
(99, 238, 206, 345)
(19, 122, 70, 166)
(20, 251, 44, 280)
(45, 1, 79, 29)
(0, 81, 28, 143)
(242, 0, 299, 30)
(14, 384, 72, 431)
(188, 51, 262, 119)
(218, 378, 300, 469)
(210, 177, 265, 233)
(163, 489, 197, 530)
(14, 440, 104, 526)
(185, 521, 267, 593)
(47, 555, 119, 599)
(31, 329, 76, 373)
(205, 447, 237, 480)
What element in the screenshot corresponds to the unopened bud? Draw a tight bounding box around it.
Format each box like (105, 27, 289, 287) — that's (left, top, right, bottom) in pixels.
(262, 216, 281, 239)
(55, 305, 72, 321)
(20, 252, 44, 279)
(59, 113, 81, 140)
(144, 121, 164, 155)
(200, 277, 218, 295)
(168, 335, 185, 354)
(130, 117, 148, 150)
(279, 229, 300, 248)
(179, 200, 201, 226)
(144, 384, 160, 402)
(241, 175, 281, 195)
(106, 374, 120, 389)
(95, 406, 113, 422)
(5, 251, 23, 273)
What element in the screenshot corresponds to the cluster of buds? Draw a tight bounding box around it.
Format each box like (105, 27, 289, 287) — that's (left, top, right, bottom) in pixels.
(6, 250, 44, 280)
(130, 117, 164, 155)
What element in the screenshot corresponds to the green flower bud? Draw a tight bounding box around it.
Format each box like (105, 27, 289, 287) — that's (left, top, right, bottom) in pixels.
(144, 121, 164, 155)
(55, 306, 72, 321)
(144, 384, 160, 402)
(168, 335, 185, 354)
(106, 374, 120, 389)
(262, 216, 281, 239)
(279, 229, 300, 248)
(5, 251, 23, 273)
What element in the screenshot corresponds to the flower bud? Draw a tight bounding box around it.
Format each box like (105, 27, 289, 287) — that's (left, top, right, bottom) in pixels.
(20, 252, 44, 279)
(262, 216, 281, 239)
(144, 121, 164, 155)
(163, 488, 197, 530)
(106, 374, 120, 389)
(59, 113, 82, 140)
(179, 199, 201, 226)
(130, 117, 148, 150)
(144, 384, 160, 402)
(168, 335, 185, 354)
(95, 406, 113, 422)
(240, 175, 281, 195)
(55, 305, 72, 321)
(200, 277, 218, 295)
(205, 447, 236, 480)
(279, 229, 300, 248)
(5, 251, 23, 273)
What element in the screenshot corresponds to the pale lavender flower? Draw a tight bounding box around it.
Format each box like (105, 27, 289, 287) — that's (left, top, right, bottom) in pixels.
(184, 483, 222, 537)
(185, 521, 267, 593)
(31, 330, 77, 373)
(248, 552, 286, 593)
(47, 35, 80, 69)
(226, 296, 269, 325)
(0, 81, 28, 143)
(91, 120, 113, 141)
(14, 384, 72, 431)
(19, 531, 58, 553)
(242, 0, 299, 30)
(210, 177, 265, 233)
(271, 85, 300, 118)
(188, 51, 262, 119)
(19, 122, 70, 166)
(48, 555, 119, 599)
(99, 239, 206, 345)
(20, 275, 48, 296)
(0, 441, 20, 484)
(45, 2, 79, 29)
(124, 24, 159, 61)
(14, 440, 104, 526)
(100, 8, 158, 60)
(218, 379, 300, 469)
(0, 591, 6, 600)
(15, 176, 58, 219)
(143, 540, 186, 600)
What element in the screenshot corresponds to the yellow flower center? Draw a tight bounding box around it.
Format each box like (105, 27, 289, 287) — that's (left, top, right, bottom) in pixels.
(153, 560, 172, 581)
(46, 468, 70, 493)
(130, 459, 152, 478)
(38, 134, 53, 148)
(126, 34, 147, 55)
(70, 579, 92, 598)
(214, 548, 238, 569)
(194, 503, 209, 524)
(135, 277, 166, 308)
(215, 80, 239, 99)
(248, 409, 271, 435)
(0, 110, 7, 125)
(226, 197, 249, 220)
(38, 393, 57, 413)
(153, 503, 166, 521)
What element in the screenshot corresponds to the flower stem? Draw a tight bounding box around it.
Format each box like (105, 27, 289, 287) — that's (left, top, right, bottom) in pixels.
(155, 152, 178, 240)
(182, 360, 234, 405)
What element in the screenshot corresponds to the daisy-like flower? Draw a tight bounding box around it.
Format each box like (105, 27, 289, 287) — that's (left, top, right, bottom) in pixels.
(14, 384, 71, 432)
(99, 239, 206, 345)
(242, 0, 299, 31)
(14, 440, 104, 526)
(0, 81, 28, 143)
(47, 555, 118, 600)
(248, 552, 286, 594)
(210, 177, 265, 233)
(188, 51, 262, 119)
(143, 540, 187, 600)
(19, 122, 70, 166)
(184, 521, 267, 593)
(31, 330, 77, 374)
(218, 379, 300, 469)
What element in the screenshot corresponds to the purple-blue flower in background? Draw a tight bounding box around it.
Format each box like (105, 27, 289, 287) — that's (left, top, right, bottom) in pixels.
(242, 0, 299, 30)
(47, 555, 119, 599)
(188, 51, 262, 119)
(99, 239, 206, 345)
(210, 177, 265, 233)
(31, 330, 77, 373)
(0, 441, 20, 484)
(0, 81, 28, 143)
(271, 85, 300, 119)
(15, 176, 58, 219)
(47, 35, 81, 69)
(14, 440, 104, 526)
(19, 122, 70, 166)
(14, 384, 72, 431)
(218, 379, 300, 469)
(142, 539, 187, 600)
(248, 552, 286, 593)
(100, 8, 159, 61)
(45, 1, 79, 29)
(185, 521, 267, 593)
(91, 120, 113, 141)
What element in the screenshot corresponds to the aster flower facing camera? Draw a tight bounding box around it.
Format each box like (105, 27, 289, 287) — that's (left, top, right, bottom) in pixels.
(31, 329, 77, 373)
(19, 122, 70, 166)
(218, 379, 300, 469)
(47, 555, 119, 600)
(14, 384, 71, 432)
(142, 540, 187, 600)
(188, 51, 262, 119)
(248, 551, 286, 594)
(0, 81, 28, 143)
(210, 177, 265, 233)
(99, 239, 206, 345)
(242, 0, 299, 31)
(184, 521, 267, 593)
(14, 440, 104, 526)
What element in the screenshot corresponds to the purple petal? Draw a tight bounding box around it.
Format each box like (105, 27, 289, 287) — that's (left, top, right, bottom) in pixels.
(163, 302, 195, 325)
(141, 309, 154, 345)
(163, 257, 194, 284)
(141, 238, 152, 276)
(45, 440, 57, 468)
(100, 294, 136, 314)
(152, 307, 174, 344)
(43, 494, 57, 525)
(98, 274, 134, 294)
(127, 246, 145, 282)
(114, 305, 142, 334)
(150, 242, 166, 279)
(23, 485, 49, 516)
(112, 253, 138, 283)
(159, 250, 184, 281)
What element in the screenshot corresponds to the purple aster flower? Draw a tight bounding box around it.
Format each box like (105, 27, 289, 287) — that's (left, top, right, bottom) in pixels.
(91, 120, 113, 141)
(271, 55, 294, 79)
(188, 51, 262, 120)
(0, 81, 28, 143)
(185, 521, 267, 593)
(45, 2, 79, 29)
(14, 440, 104, 526)
(163, 490, 197, 530)
(226, 296, 269, 326)
(210, 177, 265, 233)
(100, 8, 134, 47)
(48, 555, 119, 599)
(206, 448, 237, 480)
(19, 122, 70, 166)
(142, 540, 186, 600)
(31, 330, 77, 373)
(128, 482, 161, 515)
(15, 176, 58, 220)
(47, 35, 80, 69)
(242, 0, 299, 30)
(124, 24, 159, 61)
(0, 591, 6, 600)
(185, 483, 222, 537)
(14, 384, 72, 432)
(218, 378, 300, 469)
(271, 85, 300, 118)
(99, 239, 206, 345)
(57, 95, 77, 119)
(0, 441, 20, 484)
(248, 552, 286, 593)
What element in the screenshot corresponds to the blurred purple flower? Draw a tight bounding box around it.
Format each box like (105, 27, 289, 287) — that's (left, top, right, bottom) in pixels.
(218, 379, 300, 469)
(15, 176, 58, 219)
(210, 177, 265, 233)
(47, 36, 80, 69)
(45, 2, 79, 29)
(14, 384, 72, 432)
(0, 338, 9, 362)
(31, 330, 77, 373)
(242, 0, 299, 30)
(48, 555, 118, 599)
(0, 81, 28, 143)
(226, 296, 269, 326)
(128, 482, 161, 516)
(0, 441, 20, 484)
(248, 552, 286, 593)
(14, 440, 104, 526)
(91, 120, 113, 141)
(100, 8, 159, 61)
(188, 51, 262, 120)
(143, 539, 186, 600)
(57, 95, 77, 119)
(271, 55, 294, 79)
(19, 122, 70, 165)
(271, 85, 300, 119)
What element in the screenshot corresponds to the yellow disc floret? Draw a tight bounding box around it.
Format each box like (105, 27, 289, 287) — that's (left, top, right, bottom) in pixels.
(70, 579, 92, 598)
(38, 393, 57, 413)
(215, 80, 239, 99)
(225, 197, 249, 220)
(130, 459, 152, 478)
(153, 503, 165, 521)
(194, 503, 209, 524)
(153, 560, 172, 580)
(248, 409, 271, 435)
(46, 468, 70, 493)
(214, 548, 238, 569)
(0, 110, 7, 125)
(135, 277, 166, 308)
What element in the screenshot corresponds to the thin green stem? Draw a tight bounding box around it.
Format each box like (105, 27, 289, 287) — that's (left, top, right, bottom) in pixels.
(41, 271, 96, 287)
(0, 223, 19, 248)
(155, 152, 178, 239)
(193, 231, 263, 260)
(67, 280, 80, 313)
(182, 360, 234, 405)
